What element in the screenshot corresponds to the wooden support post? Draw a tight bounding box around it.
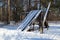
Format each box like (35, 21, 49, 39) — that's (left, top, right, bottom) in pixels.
(37, 12, 43, 33)
(40, 26, 43, 33)
(39, 21, 43, 33)
(33, 23, 35, 31)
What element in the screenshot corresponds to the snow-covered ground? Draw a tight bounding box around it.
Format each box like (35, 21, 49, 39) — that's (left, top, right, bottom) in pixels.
(0, 22, 60, 40)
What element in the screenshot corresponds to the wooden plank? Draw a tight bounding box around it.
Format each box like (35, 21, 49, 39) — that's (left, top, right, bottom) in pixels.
(42, 2, 51, 33)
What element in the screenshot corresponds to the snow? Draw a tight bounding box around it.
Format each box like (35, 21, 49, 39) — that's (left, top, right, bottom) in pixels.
(0, 22, 60, 40)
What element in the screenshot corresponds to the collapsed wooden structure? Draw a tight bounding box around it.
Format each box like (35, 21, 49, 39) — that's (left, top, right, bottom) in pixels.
(0, 0, 60, 33)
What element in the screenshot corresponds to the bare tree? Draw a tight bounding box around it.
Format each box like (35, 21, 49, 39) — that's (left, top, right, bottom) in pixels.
(7, 0, 11, 24)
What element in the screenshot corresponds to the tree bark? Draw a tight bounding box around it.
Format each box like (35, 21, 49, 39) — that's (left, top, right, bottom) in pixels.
(7, 0, 11, 24)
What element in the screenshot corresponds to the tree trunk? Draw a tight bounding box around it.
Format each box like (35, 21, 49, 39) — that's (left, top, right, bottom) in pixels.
(7, 0, 11, 24)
